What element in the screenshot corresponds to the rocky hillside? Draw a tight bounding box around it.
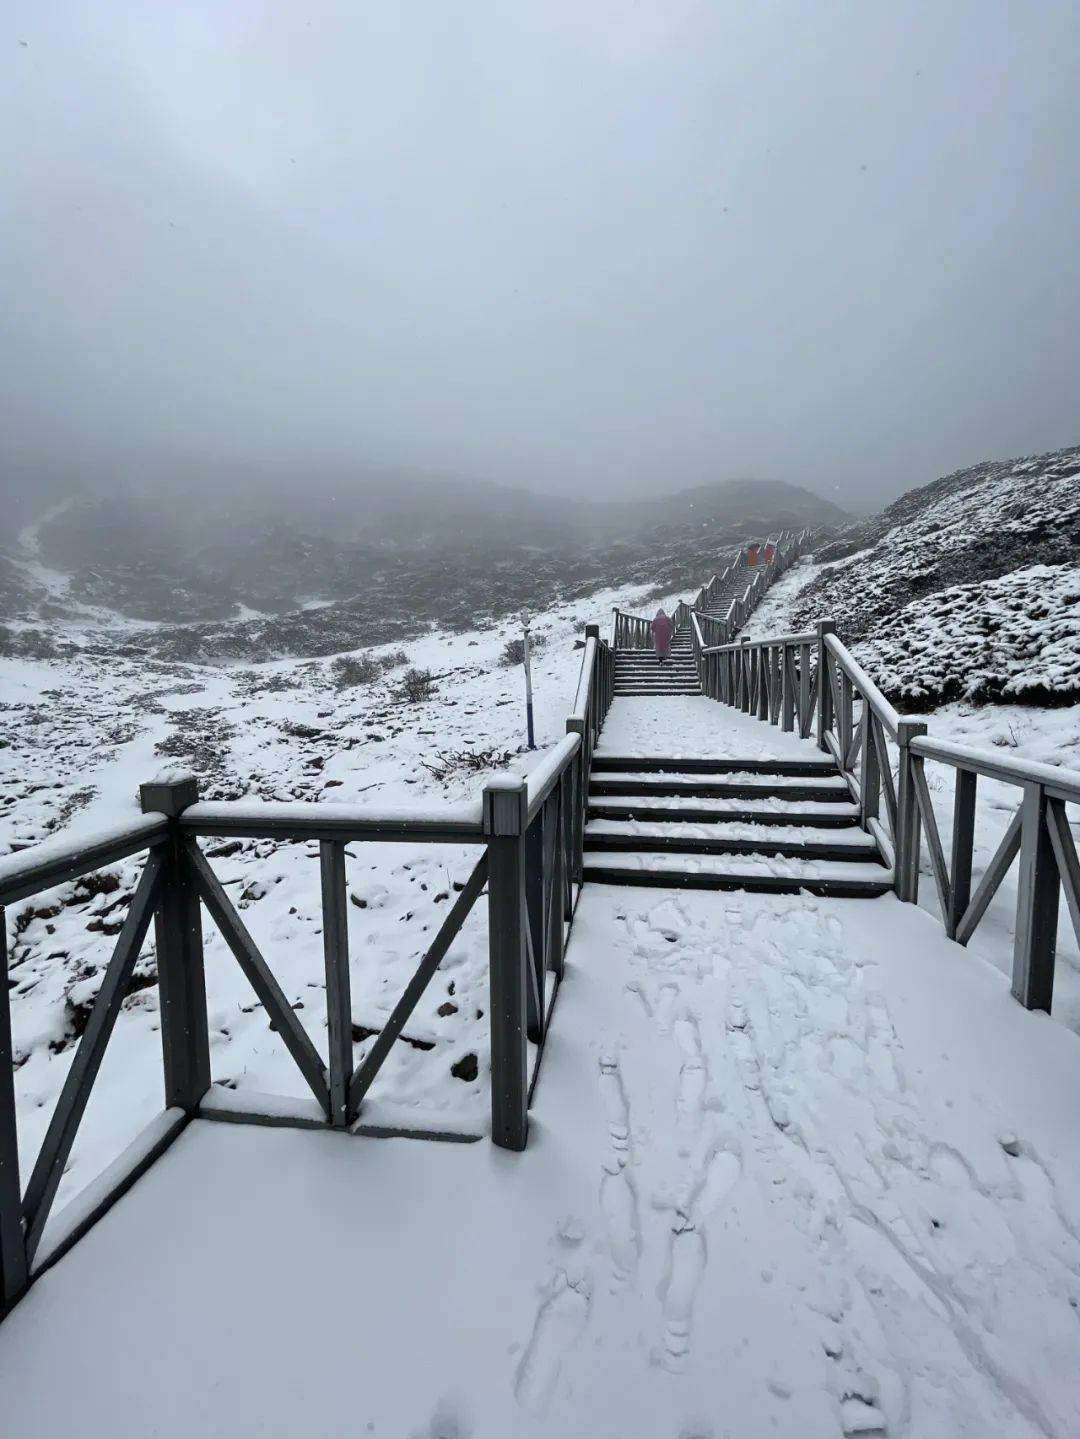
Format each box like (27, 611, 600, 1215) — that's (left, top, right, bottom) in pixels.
(792, 445, 1080, 708)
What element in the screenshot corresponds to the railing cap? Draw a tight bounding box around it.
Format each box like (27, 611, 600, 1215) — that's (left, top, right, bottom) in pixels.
(140, 770, 199, 817)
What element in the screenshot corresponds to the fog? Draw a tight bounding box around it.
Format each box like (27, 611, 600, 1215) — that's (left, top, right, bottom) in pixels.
(3, 1, 1078, 525)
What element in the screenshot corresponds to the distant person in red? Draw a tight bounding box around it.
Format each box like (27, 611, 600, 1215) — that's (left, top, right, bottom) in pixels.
(652, 607, 674, 663)
(762, 543, 775, 563)
(746, 544, 759, 566)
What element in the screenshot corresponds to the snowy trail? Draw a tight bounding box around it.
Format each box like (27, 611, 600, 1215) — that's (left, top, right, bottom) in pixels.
(4, 885, 1080, 1437)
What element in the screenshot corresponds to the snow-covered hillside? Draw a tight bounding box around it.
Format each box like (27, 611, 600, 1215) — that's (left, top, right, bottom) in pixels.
(791, 445, 1080, 707)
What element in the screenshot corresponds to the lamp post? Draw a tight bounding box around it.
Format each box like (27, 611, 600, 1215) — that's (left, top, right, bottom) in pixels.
(521, 609, 536, 749)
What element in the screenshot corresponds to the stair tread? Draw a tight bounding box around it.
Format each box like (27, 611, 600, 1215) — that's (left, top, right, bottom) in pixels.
(591, 756, 836, 775)
(583, 851, 890, 881)
(593, 769, 845, 789)
(585, 818, 877, 845)
(589, 794, 859, 816)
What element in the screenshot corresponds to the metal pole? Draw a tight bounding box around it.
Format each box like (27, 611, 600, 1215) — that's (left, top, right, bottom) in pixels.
(521, 609, 536, 750)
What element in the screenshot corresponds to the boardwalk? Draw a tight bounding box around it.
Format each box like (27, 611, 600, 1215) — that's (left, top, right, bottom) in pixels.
(3, 702, 1080, 1437)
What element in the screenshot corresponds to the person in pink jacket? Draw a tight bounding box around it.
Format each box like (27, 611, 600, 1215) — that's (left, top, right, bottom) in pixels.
(652, 607, 674, 663)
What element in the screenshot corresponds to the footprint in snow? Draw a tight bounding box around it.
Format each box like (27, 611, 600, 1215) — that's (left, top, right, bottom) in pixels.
(514, 1269, 592, 1417)
(600, 1162, 642, 1282)
(657, 1217, 707, 1372)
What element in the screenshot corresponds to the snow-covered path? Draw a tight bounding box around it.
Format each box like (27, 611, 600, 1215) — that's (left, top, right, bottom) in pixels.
(597, 695, 816, 760)
(4, 885, 1080, 1437)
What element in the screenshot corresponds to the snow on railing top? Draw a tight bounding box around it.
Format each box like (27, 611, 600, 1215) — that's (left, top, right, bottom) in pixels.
(911, 734, 1080, 802)
(179, 798, 485, 842)
(0, 813, 170, 907)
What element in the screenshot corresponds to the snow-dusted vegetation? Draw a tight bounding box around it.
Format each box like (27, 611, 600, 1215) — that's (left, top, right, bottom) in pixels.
(791, 445, 1080, 707)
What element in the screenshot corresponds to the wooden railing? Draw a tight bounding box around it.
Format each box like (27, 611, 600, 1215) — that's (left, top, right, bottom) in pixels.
(613, 529, 810, 655)
(703, 621, 1080, 1022)
(688, 531, 807, 675)
(611, 608, 654, 650)
(0, 622, 616, 1314)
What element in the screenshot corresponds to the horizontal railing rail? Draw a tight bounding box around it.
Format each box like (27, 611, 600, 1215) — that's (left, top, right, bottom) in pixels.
(1, 618, 618, 1317)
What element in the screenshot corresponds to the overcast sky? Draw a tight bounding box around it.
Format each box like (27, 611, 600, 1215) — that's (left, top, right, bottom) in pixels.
(2, 0, 1078, 521)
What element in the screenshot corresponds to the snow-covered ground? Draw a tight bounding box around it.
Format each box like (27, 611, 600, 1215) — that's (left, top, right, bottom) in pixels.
(4, 883, 1080, 1437)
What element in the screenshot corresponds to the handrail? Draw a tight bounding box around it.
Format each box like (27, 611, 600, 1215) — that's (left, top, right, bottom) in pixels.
(705, 629, 816, 654)
(0, 815, 170, 907)
(525, 732, 581, 821)
(179, 800, 484, 844)
(824, 634, 902, 740)
(569, 635, 597, 721)
(911, 735, 1080, 805)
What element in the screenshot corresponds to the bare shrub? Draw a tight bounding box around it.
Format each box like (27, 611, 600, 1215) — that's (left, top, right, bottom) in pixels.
(420, 746, 517, 781)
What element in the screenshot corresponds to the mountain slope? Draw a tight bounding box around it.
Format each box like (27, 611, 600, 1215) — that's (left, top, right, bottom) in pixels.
(792, 445, 1080, 707)
(1, 472, 842, 635)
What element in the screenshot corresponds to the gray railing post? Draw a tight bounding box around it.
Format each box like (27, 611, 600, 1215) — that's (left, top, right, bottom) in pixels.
(1012, 782, 1060, 1012)
(860, 713, 881, 829)
(319, 841, 354, 1127)
(947, 770, 977, 939)
(815, 620, 836, 751)
(140, 774, 211, 1113)
(893, 720, 927, 902)
(781, 643, 795, 731)
(798, 640, 812, 738)
(484, 777, 529, 1151)
(585, 625, 601, 728)
(0, 909, 29, 1307)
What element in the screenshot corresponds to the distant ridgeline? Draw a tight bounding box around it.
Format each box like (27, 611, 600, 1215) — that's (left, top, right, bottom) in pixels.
(0, 475, 844, 662)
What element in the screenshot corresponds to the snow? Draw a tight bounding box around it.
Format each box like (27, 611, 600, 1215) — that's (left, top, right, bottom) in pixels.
(183, 797, 486, 830)
(597, 696, 817, 760)
(4, 884, 1080, 1436)
(586, 818, 876, 847)
(859, 563, 1080, 707)
(594, 770, 843, 788)
(32, 1107, 186, 1272)
(583, 851, 887, 882)
(590, 793, 859, 817)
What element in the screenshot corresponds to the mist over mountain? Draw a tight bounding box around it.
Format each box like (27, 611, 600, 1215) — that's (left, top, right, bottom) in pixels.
(1, 472, 842, 628)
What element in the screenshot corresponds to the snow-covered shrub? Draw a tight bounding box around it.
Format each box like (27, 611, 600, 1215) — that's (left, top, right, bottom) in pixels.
(330, 654, 381, 687)
(397, 667, 437, 704)
(329, 649, 409, 690)
(857, 564, 1080, 709)
(793, 445, 1080, 707)
(498, 634, 548, 668)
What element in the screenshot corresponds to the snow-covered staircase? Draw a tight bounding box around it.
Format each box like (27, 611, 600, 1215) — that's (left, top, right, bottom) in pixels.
(582, 755, 893, 896)
(693, 563, 755, 625)
(612, 628, 701, 696)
